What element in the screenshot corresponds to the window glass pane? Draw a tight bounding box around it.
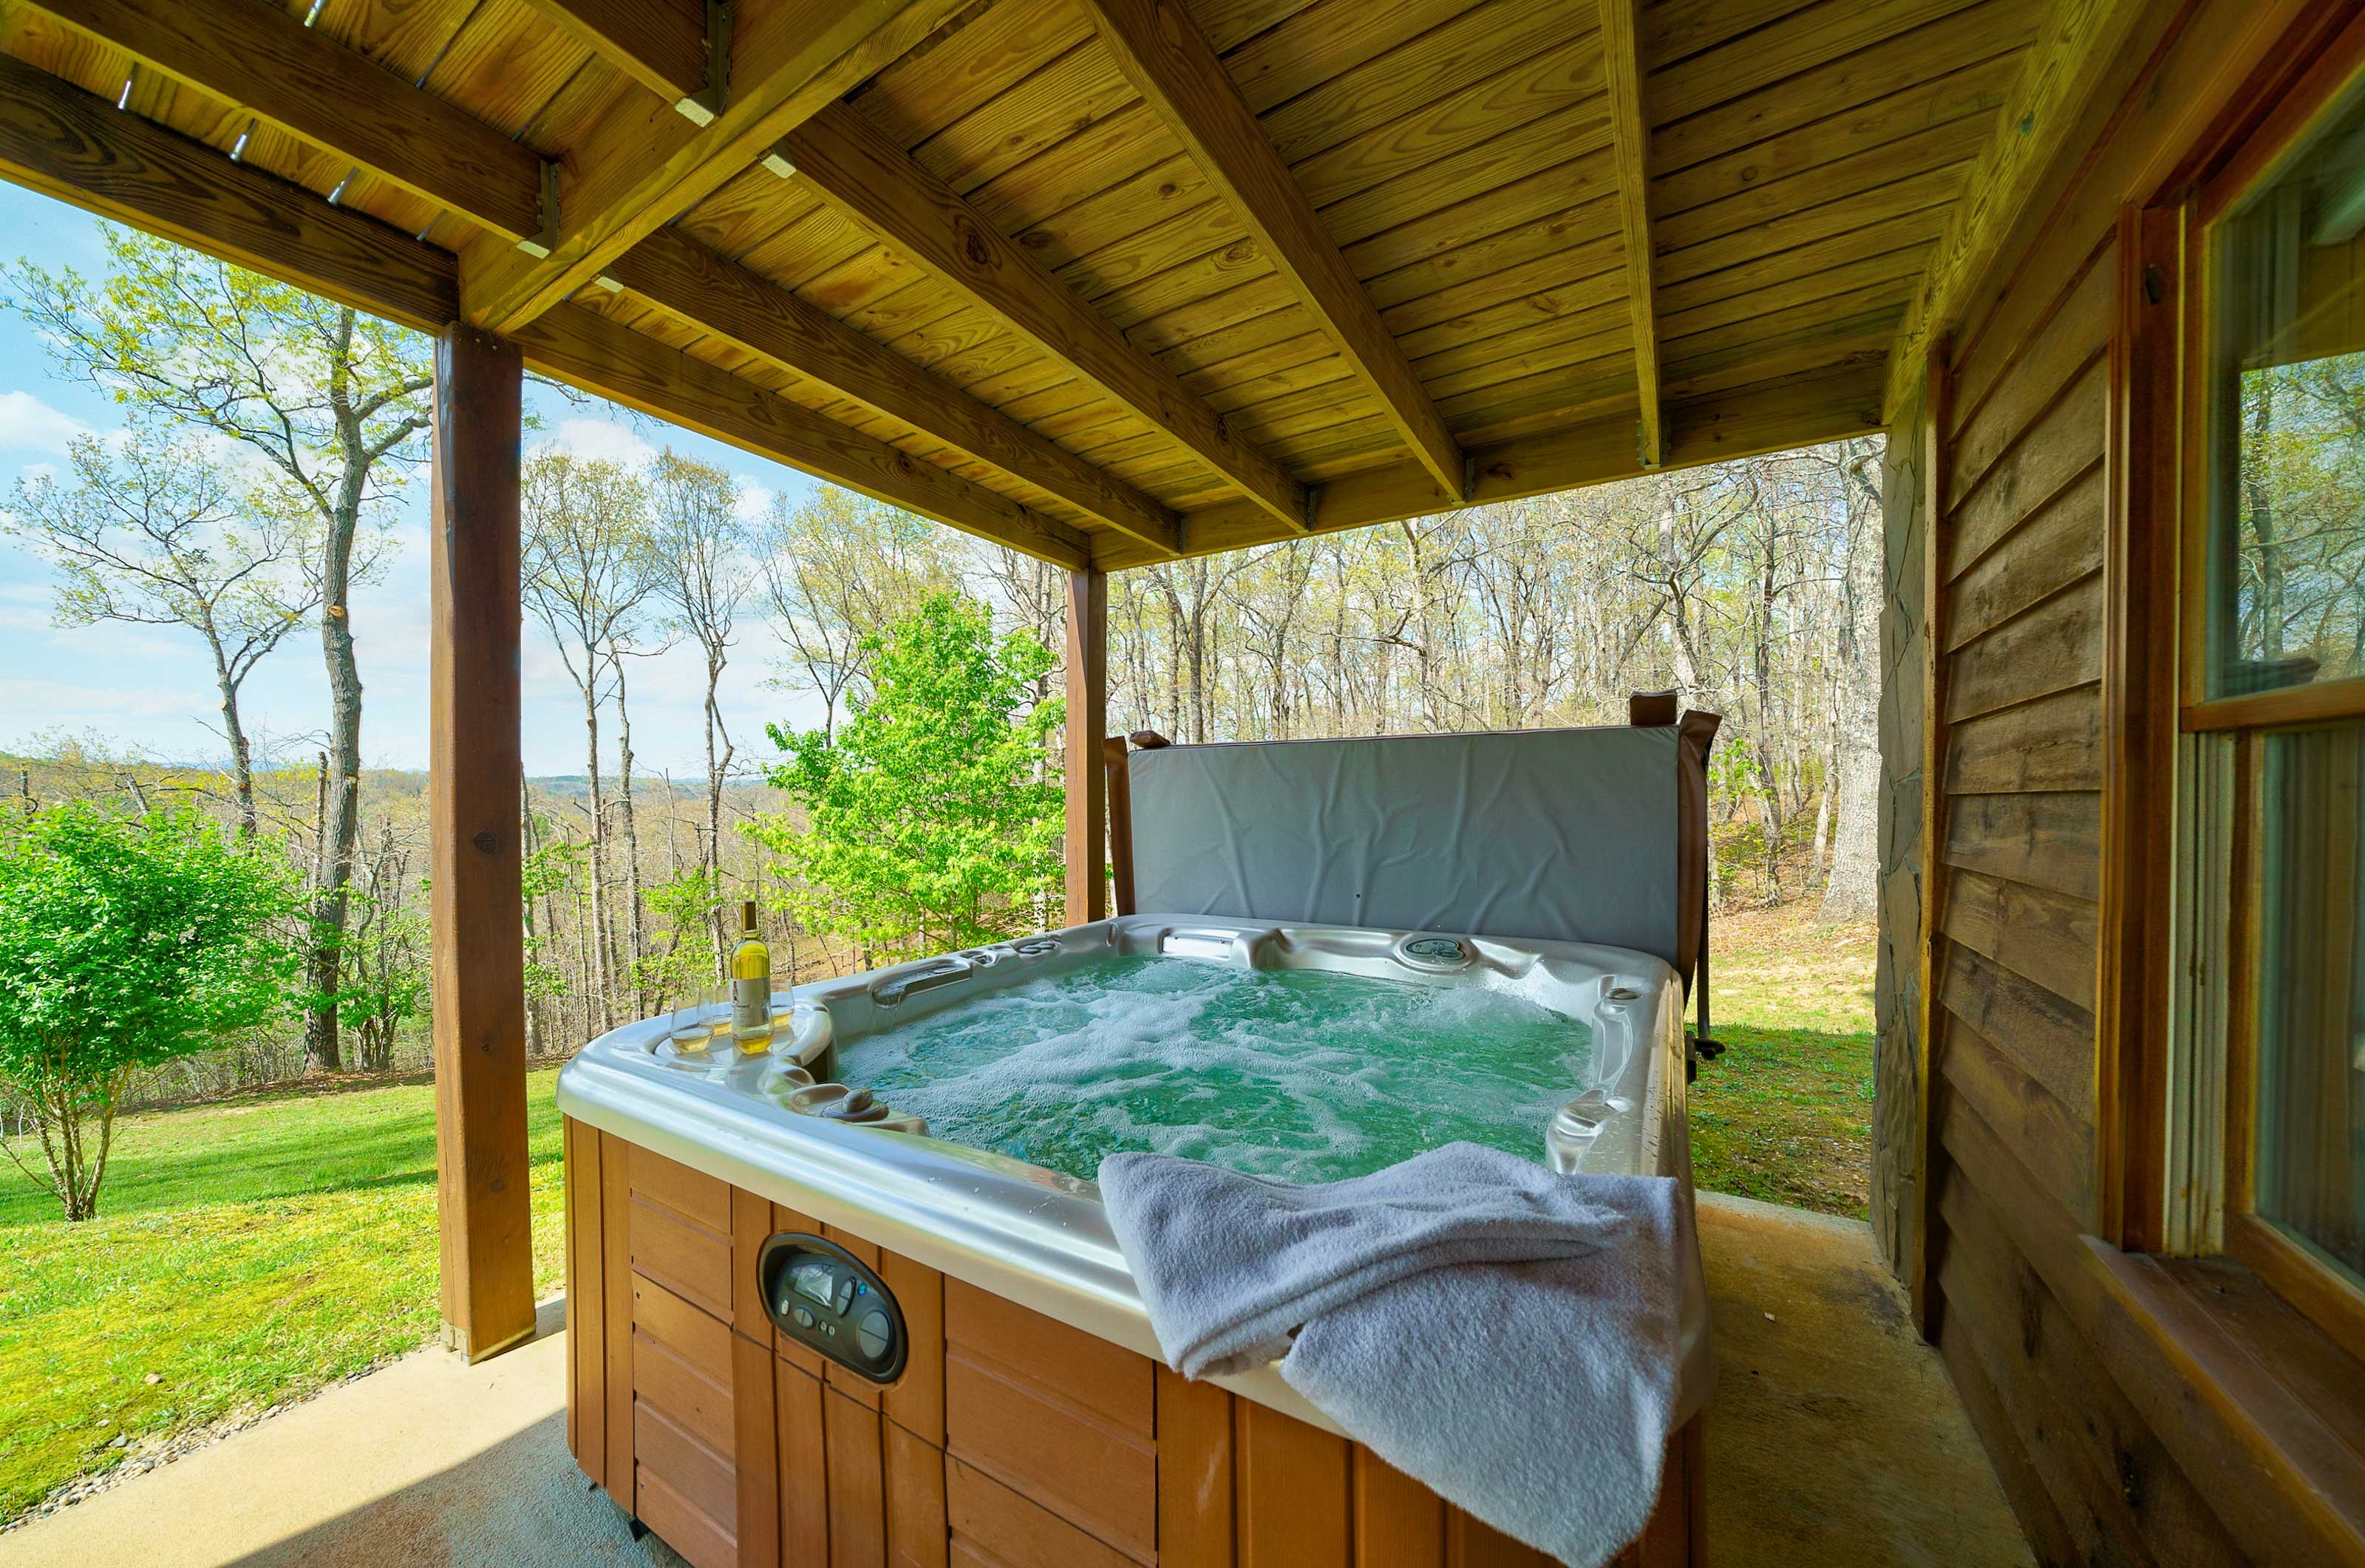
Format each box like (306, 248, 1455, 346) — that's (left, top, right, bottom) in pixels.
(2208, 85, 2365, 698)
(2255, 722, 2365, 1284)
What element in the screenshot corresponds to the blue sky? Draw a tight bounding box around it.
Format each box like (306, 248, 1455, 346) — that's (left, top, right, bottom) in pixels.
(0, 183, 834, 777)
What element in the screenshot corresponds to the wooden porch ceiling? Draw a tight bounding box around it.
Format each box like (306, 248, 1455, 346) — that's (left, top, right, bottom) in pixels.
(0, 0, 2065, 568)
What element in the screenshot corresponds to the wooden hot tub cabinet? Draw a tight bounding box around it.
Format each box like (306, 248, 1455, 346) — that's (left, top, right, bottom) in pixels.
(565, 1120, 1704, 1568)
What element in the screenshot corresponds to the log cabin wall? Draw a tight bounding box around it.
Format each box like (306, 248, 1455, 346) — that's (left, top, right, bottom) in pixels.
(1902, 0, 2365, 1560)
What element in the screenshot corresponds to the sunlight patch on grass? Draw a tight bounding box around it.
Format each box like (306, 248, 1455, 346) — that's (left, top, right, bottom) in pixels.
(0, 1068, 567, 1524)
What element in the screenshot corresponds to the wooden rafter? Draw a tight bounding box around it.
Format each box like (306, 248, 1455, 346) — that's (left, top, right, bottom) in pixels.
(520, 0, 719, 117)
(1597, 0, 1663, 468)
(608, 229, 1182, 556)
(0, 50, 455, 332)
(1095, 364, 1885, 569)
(460, 0, 959, 334)
(1079, 0, 1465, 501)
(776, 101, 1314, 535)
(1882, 0, 2158, 417)
(512, 303, 1092, 569)
(19, 0, 547, 242)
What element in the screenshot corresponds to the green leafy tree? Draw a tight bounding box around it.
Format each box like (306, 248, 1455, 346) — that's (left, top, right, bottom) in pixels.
(0, 805, 296, 1219)
(8, 225, 432, 1074)
(750, 592, 1064, 962)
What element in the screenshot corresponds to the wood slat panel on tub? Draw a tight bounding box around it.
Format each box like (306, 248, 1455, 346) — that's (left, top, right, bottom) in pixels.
(571, 1156, 1704, 1565)
(562, 1117, 606, 1488)
(777, 1361, 829, 1565)
(634, 1272, 736, 1455)
(630, 1193, 735, 1324)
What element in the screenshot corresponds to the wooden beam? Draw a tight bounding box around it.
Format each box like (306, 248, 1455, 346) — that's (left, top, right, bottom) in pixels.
(1882, 0, 2157, 416)
(1598, 0, 1664, 467)
(778, 102, 1313, 534)
(1079, 0, 1464, 500)
(460, 0, 959, 334)
(0, 52, 457, 333)
(1064, 569, 1108, 925)
(609, 228, 1181, 555)
(513, 301, 1091, 568)
(520, 0, 716, 115)
(430, 324, 536, 1365)
(1091, 361, 1884, 567)
(20, 0, 545, 240)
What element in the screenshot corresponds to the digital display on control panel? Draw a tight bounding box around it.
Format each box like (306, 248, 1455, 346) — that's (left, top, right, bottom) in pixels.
(789, 1261, 837, 1309)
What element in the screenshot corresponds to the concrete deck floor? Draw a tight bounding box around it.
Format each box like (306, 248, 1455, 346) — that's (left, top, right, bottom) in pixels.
(1, 1194, 2029, 1567)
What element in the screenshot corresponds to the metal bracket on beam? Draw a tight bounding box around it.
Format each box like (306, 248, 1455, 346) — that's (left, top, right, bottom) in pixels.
(673, 0, 732, 126)
(1463, 452, 1477, 502)
(760, 149, 796, 180)
(1302, 485, 1318, 533)
(515, 160, 562, 258)
(1636, 416, 1660, 469)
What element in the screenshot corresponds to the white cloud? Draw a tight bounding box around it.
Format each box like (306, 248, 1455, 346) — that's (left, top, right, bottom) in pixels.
(734, 481, 776, 525)
(0, 392, 93, 457)
(546, 417, 659, 466)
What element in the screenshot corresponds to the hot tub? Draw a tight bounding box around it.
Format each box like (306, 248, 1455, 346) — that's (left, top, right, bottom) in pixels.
(557, 915, 1710, 1568)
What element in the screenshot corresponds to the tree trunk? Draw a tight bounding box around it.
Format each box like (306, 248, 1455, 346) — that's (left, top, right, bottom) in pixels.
(1822, 473, 1885, 923)
(705, 651, 733, 981)
(580, 689, 613, 1034)
(521, 785, 545, 1059)
(612, 652, 647, 1017)
(208, 635, 257, 839)
(302, 363, 374, 1075)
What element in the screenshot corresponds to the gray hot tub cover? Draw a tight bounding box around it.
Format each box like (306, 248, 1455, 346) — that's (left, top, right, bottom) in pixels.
(1123, 718, 1717, 990)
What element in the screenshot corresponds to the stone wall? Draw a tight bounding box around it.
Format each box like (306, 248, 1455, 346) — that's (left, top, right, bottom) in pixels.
(1871, 384, 1926, 1284)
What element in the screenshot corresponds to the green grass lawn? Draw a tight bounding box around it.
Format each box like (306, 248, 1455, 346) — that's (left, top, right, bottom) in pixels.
(0, 1067, 568, 1526)
(1687, 911, 1878, 1217)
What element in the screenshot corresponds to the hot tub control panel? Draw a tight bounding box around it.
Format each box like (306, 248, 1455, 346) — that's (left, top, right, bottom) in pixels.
(756, 1233, 908, 1383)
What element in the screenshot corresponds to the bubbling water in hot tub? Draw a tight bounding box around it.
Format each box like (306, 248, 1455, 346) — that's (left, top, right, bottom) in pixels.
(829, 955, 1593, 1184)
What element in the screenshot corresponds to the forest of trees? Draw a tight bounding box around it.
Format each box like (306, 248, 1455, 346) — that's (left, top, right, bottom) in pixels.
(0, 224, 1886, 1117)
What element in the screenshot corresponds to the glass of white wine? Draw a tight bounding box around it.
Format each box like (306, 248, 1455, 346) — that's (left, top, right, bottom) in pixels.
(666, 991, 712, 1056)
(703, 980, 738, 1053)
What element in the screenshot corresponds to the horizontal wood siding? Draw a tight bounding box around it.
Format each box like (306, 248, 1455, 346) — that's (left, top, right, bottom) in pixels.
(1921, 4, 2342, 1557)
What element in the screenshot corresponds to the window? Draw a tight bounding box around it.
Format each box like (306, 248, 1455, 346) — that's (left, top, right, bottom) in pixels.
(2251, 723, 2365, 1283)
(2179, 47, 2365, 1337)
(2204, 75, 2365, 699)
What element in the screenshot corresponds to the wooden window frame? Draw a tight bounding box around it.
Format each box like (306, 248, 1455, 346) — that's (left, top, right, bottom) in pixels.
(2122, 7, 2365, 1359)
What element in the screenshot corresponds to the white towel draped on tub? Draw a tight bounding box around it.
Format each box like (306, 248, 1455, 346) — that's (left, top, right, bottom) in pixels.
(1097, 1142, 1689, 1568)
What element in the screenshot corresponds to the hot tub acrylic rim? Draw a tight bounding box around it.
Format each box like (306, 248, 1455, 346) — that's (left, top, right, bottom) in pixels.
(555, 914, 1709, 1431)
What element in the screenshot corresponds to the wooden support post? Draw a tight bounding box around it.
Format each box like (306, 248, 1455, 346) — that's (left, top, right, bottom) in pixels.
(1065, 568, 1108, 926)
(430, 324, 536, 1364)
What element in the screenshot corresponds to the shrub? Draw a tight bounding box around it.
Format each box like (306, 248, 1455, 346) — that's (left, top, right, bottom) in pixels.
(0, 805, 296, 1218)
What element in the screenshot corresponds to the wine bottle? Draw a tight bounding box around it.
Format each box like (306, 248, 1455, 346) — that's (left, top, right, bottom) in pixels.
(731, 899, 772, 1043)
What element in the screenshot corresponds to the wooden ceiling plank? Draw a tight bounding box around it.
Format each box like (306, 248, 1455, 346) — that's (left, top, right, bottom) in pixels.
(1883, 0, 2156, 414)
(1597, 0, 1662, 467)
(1648, 1, 2036, 179)
(517, 0, 715, 112)
(777, 100, 1313, 532)
(18, 0, 545, 239)
(460, 0, 961, 334)
(610, 227, 1181, 553)
(0, 50, 455, 331)
(514, 300, 1092, 568)
(1081, 0, 1465, 500)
